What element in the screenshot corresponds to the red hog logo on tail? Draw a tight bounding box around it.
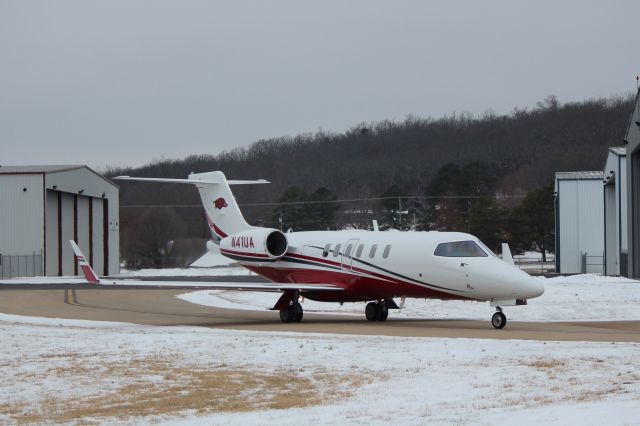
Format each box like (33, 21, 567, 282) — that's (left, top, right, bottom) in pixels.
(214, 197, 228, 210)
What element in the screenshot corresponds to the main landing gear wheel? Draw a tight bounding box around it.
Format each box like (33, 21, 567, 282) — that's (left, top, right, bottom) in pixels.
(365, 301, 389, 321)
(279, 302, 303, 323)
(491, 310, 507, 329)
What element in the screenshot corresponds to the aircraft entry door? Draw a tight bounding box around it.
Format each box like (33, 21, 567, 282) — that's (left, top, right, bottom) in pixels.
(341, 239, 360, 270)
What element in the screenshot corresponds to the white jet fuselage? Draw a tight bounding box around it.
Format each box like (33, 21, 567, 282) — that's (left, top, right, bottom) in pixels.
(220, 229, 544, 304)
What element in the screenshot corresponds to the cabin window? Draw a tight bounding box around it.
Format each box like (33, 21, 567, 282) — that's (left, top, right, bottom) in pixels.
(383, 245, 392, 258)
(333, 244, 342, 257)
(369, 244, 378, 258)
(434, 241, 488, 257)
(323, 244, 331, 257)
(344, 244, 353, 258)
(355, 244, 364, 258)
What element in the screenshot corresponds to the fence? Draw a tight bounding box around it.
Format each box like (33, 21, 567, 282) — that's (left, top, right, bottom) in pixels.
(581, 252, 604, 275)
(513, 258, 556, 275)
(122, 256, 198, 270)
(0, 253, 43, 279)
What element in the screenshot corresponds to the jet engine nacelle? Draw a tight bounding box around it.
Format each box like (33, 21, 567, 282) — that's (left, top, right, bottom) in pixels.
(220, 228, 288, 259)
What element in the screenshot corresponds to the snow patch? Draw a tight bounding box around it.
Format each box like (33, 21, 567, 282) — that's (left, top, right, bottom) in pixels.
(2, 316, 638, 425)
(178, 274, 640, 322)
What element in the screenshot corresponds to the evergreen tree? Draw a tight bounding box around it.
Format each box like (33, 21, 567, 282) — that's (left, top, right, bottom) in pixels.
(459, 161, 500, 195)
(423, 163, 466, 231)
(423, 161, 503, 231)
(308, 187, 339, 230)
(379, 184, 405, 229)
(467, 197, 506, 253)
(507, 184, 555, 260)
(272, 186, 310, 231)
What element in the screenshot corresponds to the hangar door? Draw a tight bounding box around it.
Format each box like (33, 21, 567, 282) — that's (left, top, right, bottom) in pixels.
(604, 183, 618, 275)
(45, 190, 110, 276)
(632, 151, 640, 278)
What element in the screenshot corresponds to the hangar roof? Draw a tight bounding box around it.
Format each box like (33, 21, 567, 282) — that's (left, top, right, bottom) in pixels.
(0, 165, 85, 174)
(0, 164, 117, 188)
(556, 171, 604, 181)
(608, 146, 626, 156)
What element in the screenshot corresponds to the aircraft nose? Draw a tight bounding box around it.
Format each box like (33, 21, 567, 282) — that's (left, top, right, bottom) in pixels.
(519, 275, 544, 299)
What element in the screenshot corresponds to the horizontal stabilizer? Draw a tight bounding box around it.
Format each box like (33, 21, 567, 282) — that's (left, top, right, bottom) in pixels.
(113, 176, 269, 185)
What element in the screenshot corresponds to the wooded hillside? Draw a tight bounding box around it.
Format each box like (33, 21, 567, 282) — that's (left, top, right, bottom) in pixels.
(108, 95, 634, 266)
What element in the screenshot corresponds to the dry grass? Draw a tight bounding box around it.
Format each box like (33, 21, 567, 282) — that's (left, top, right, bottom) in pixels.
(469, 358, 635, 412)
(1, 355, 366, 425)
(524, 359, 566, 370)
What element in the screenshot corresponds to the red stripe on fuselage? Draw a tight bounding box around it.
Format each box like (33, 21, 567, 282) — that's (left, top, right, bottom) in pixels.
(242, 265, 469, 302)
(231, 248, 468, 300)
(285, 252, 395, 283)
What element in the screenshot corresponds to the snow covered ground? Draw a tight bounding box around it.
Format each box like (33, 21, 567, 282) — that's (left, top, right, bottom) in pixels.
(2, 273, 640, 424)
(179, 274, 640, 322)
(189, 248, 236, 268)
(0, 266, 253, 284)
(119, 265, 252, 277)
(1, 312, 639, 425)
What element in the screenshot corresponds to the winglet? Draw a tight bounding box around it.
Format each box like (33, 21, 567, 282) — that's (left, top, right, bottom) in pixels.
(501, 243, 515, 266)
(69, 240, 101, 284)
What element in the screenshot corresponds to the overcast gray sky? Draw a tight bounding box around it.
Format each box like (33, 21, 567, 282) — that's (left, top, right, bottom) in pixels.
(1, 0, 639, 170)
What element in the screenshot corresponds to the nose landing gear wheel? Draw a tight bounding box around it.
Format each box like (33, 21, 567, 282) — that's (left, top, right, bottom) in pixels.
(491, 311, 507, 329)
(365, 301, 389, 321)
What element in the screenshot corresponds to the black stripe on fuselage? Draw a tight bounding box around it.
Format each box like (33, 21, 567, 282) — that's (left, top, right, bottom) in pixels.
(280, 256, 344, 272)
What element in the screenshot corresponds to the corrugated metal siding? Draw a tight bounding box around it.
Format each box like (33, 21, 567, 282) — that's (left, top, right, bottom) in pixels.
(1, 167, 119, 277)
(625, 91, 640, 278)
(46, 168, 116, 200)
(558, 181, 579, 273)
(558, 179, 604, 273)
(108, 206, 119, 276)
(46, 169, 119, 275)
(76, 196, 90, 273)
(92, 198, 105, 275)
(605, 184, 618, 274)
(45, 189, 58, 275)
(60, 192, 75, 275)
(0, 175, 43, 255)
(632, 150, 640, 277)
(603, 151, 626, 276)
(620, 157, 628, 251)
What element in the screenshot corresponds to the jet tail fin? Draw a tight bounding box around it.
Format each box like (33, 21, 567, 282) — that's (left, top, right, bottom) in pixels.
(114, 171, 269, 240)
(69, 240, 101, 284)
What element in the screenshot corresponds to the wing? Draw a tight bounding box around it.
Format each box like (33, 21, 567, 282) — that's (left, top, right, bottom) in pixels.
(91, 280, 343, 292)
(70, 239, 343, 292)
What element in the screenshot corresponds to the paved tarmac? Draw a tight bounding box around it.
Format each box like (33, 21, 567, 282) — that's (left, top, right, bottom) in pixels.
(1, 287, 640, 342)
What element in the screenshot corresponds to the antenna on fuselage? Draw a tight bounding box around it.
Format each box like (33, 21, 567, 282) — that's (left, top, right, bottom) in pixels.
(372, 220, 379, 232)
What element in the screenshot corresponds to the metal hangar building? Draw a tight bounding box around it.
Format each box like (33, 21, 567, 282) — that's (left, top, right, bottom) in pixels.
(0, 165, 119, 279)
(624, 90, 640, 279)
(554, 171, 604, 274)
(603, 147, 627, 276)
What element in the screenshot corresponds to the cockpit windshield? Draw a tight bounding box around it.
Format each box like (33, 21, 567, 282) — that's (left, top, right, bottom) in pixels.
(434, 240, 488, 257)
